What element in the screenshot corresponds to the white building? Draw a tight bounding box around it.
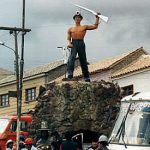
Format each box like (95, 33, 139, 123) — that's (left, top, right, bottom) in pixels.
(72, 46, 150, 96)
(112, 54, 150, 94)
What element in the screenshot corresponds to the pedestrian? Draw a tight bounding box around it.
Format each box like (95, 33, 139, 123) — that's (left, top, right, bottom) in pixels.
(59, 131, 79, 150)
(98, 135, 109, 150)
(19, 141, 28, 150)
(66, 11, 100, 82)
(36, 121, 52, 149)
(12, 143, 16, 150)
(6, 139, 14, 150)
(19, 135, 25, 143)
(86, 137, 99, 150)
(25, 138, 37, 150)
(72, 134, 83, 150)
(50, 131, 62, 150)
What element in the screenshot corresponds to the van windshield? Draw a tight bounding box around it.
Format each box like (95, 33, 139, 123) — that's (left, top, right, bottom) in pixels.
(0, 118, 9, 133)
(110, 101, 150, 146)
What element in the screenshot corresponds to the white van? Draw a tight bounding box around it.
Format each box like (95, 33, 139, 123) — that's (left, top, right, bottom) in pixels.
(108, 92, 150, 150)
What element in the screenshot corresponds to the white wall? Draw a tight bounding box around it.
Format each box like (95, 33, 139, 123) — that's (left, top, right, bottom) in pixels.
(113, 69, 150, 93)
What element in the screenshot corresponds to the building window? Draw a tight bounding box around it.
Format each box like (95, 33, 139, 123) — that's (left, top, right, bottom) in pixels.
(25, 87, 36, 102)
(0, 94, 9, 107)
(121, 84, 133, 97)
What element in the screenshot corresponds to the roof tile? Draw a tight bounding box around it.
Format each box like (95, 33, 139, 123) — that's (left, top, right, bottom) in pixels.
(0, 60, 64, 85)
(112, 55, 150, 77)
(73, 47, 146, 77)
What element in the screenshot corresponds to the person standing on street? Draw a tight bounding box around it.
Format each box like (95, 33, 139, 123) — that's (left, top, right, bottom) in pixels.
(86, 137, 99, 150)
(67, 11, 100, 82)
(59, 131, 79, 150)
(98, 135, 109, 150)
(6, 140, 14, 150)
(25, 138, 37, 150)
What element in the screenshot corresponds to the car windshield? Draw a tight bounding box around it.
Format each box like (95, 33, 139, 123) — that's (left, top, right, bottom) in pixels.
(0, 118, 9, 133)
(110, 101, 150, 146)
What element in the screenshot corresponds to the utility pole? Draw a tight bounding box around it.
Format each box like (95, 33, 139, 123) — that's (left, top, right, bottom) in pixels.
(17, 1, 26, 149)
(0, 1, 30, 150)
(0, 26, 31, 150)
(18, 0, 25, 123)
(14, 30, 19, 114)
(0, 26, 31, 32)
(0, 27, 31, 104)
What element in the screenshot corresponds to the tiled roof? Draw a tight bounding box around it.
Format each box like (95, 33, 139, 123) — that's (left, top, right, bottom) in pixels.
(0, 68, 13, 76)
(112, 55, 150, 78)
(72, 54, 126, 77)
(0, 47, 148, 84)
(24, 60, 64, 78)
(0, 75, 16, 85)
(0, 60, 64, 85)
(73, 47, 147, 77)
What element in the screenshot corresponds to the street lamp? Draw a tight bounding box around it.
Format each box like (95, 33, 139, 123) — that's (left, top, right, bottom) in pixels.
(0, 41, 20, 149)
(0, 42, 19, 79)
(57, 46, 69, 78)
(0, 41, 19, 110)
(0, 42, 16, 53)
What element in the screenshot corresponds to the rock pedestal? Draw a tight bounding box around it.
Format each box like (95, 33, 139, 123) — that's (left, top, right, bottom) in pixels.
(29, 80, 121, 140)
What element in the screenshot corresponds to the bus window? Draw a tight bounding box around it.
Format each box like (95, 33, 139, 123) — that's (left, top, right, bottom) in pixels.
(10, 121, 17, 132)
(20, 121, 28, 132)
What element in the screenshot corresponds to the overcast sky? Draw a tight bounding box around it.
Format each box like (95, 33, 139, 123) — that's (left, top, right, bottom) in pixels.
(0, 0, 150, 71)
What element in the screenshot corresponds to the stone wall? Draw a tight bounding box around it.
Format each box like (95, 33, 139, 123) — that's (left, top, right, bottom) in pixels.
(29, 80, 121, 140)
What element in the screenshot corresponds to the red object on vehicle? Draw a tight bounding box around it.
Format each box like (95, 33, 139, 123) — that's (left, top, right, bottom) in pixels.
(0, 115, 32, 150)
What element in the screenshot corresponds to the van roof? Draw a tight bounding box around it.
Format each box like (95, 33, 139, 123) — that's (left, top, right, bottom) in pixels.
(0, 115, 32, 122)
(122, 92, 150, 102)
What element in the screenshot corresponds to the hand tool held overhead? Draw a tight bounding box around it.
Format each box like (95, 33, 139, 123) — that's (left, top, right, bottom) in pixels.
(74, 4, 109, 23)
